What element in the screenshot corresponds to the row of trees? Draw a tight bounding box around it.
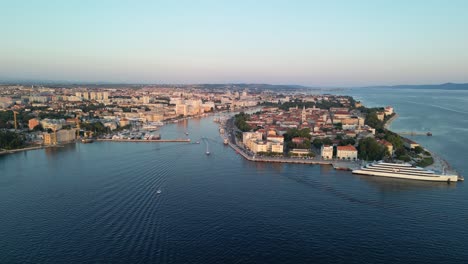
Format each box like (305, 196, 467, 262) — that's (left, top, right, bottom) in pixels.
(0, 111, 32, 129)
(234, 112, 251, 132)
(0, 131, 26, 150)
(312, 137, 333, 148)
(276, 100, 347, 111)
(0, 110, 71, 129)
(284, 128, 312, 149)
(357, 137, 387, 161)
(364, 111, 384, 130)
(80, 122, 109, 136)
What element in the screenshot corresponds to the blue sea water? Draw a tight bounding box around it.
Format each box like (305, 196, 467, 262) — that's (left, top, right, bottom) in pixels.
(0, 89, 467, 263)
(344, 88, 468, 175)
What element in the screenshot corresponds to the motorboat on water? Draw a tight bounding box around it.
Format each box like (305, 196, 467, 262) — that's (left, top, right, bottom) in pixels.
(81, 138, 94, 143)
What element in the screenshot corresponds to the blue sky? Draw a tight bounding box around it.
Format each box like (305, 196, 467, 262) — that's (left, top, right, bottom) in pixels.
(1, 0, 467, 86)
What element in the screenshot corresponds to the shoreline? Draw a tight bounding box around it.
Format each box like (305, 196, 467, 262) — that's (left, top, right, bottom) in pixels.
(226, 108, 461, 178)
(222, 117, 359, 170)
(226, 139, 359, 169)
(0, 141, 81, 156)
(384, 113, 399, 129)
(380, 111, 459, 176)
(425, 151, 461, 178)
(96, 139, 190, 143)
(0, 145, 45, 155)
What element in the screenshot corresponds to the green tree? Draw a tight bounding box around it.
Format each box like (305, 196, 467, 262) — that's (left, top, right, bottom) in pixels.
(33, 123, 44, 132)
(414, 146, 424, 154)
(0, 131, 26, 150)
(358, 137, 386, 161)
(395, 147, 407, 160)
(339, 138, 356, 146)
(322, 137, 333, 146)
(80, 122, 108, 136)
(312, 138, 323, 148)
(234, 112, 251, 132)
(365, 112, 383, 129)
(384, 131, 403, 150)
(284, 128, 311, 141)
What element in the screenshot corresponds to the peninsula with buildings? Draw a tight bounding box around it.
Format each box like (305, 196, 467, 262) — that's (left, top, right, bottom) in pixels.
(0, 83, 460, 181)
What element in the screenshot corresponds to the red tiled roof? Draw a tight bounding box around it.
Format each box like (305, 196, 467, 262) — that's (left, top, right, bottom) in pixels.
(337, 145, 357, 151)
(334, 111, 350, 115)
(379, 140, 393, 146)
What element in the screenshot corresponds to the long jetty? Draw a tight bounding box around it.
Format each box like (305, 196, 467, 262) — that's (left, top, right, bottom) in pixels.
(0, 145, 45, 155)
(398, 131, 431, 136)
(96, 139, 190, 143)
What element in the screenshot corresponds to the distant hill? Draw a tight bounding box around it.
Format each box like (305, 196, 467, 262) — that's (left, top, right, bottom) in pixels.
(192, 83, 312, 90)
(0, 80, 310, 90)
(362, 83, 468, 90)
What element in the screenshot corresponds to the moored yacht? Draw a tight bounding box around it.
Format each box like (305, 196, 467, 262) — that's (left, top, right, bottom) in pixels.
(352, 161, 460, 182)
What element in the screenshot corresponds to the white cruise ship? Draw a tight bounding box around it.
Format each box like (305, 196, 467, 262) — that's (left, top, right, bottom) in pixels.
(352, 161, 460, 182)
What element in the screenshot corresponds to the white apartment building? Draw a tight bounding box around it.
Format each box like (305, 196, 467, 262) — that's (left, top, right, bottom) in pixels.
(243, 132, 263, 146)
(336, 145, 358, 160)
(321, 145, 334, 160)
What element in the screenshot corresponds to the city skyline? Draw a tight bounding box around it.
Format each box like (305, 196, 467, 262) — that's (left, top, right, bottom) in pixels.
(1, 0, 468, 86)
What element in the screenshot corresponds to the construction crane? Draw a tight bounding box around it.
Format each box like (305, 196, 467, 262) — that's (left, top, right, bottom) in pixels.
(13, 111, 19, 131)
(51, 126, 58, 145)
(75, 118, 81, 138)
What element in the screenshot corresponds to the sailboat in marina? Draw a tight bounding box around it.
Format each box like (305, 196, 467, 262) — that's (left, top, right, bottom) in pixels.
(203, 138, 210, 155)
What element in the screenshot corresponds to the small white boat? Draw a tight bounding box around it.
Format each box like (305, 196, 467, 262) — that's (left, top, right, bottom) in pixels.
(156, 189, 162, 194)
(206, 151, 210, 155)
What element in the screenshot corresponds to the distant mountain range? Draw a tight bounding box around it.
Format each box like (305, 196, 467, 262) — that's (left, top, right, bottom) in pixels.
(361, 83, 468, 90)
(1, 79, 467, 90)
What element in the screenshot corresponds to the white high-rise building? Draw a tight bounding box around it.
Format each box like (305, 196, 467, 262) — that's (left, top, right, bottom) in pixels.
(102, 92, 109, 101)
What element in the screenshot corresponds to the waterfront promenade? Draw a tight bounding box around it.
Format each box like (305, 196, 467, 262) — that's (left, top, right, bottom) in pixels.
(384, 113, 398, 129)
(227, 140, 360, 170)
(96, 139, 190, 143)
(222, 115, 360, 170)
(0, 145, 44, 155)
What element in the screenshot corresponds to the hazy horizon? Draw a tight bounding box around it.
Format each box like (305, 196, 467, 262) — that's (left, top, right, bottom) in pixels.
(1, 79, 467, 89)
(1, 0, 468, 86)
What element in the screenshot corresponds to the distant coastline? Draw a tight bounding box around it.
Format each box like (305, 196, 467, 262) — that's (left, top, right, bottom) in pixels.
(2, 82, 468, 90)
(359, 82, 468, 90)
